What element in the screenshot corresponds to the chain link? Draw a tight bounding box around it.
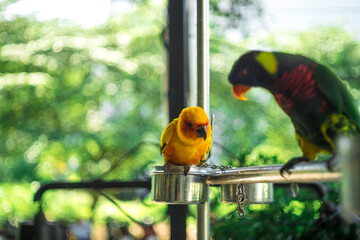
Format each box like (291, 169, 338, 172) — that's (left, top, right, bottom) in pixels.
(199, 163, 246, 217)
(200, 163, 233, 171)
(236, 183, 246, 218)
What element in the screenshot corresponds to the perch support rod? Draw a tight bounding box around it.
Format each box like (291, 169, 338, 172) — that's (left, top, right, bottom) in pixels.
(33, 180, 151, 202)
(197, 0, 210, 239)
(206, 162, 341, 185)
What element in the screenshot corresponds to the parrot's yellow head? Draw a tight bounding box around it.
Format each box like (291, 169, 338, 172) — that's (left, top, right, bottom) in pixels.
(178, 106, 210, 144)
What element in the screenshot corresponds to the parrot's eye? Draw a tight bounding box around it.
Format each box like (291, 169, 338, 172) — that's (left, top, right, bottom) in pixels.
(188, 122, 194, 129)
(240, 69, 247, 77)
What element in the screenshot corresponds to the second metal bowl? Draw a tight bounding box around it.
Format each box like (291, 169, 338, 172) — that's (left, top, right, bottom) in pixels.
(221, 183, 274, 204)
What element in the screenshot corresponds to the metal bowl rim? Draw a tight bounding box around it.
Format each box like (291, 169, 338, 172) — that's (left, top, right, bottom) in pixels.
(152, 165, 211, 175)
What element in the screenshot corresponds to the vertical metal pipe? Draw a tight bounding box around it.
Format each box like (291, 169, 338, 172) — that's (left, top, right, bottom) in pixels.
(187, 0, 198, 107)
(197, 0, 210, 239)
(197, 186, 210, 240)
(197, 0, 210, 114)
(167, 0, 190, 239)
(338, 136, 360, 222)
(167, 0, 189, 120)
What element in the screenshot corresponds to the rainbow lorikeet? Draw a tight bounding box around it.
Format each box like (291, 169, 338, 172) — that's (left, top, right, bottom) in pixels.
(160, 106, 212, 175)
(228, 50, 360, 176)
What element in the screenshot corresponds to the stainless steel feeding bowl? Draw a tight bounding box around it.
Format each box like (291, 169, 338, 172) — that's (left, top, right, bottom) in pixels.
(221, 183, 274, 204)
(151, 165, 209, 204)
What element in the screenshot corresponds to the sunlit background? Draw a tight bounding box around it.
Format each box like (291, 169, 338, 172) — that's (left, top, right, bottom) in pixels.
(0, 0, 359, 239)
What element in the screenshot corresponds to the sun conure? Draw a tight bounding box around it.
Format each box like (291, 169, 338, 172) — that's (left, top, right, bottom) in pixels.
(228, 50, 360, 176)
(160, 106, 212, 175)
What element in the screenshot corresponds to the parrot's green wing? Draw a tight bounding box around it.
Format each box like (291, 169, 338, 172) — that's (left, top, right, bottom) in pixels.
(160, 118, 177, 154)
(202, 136, 212, 161)
(313, 64, 360, 128)
(202, 114, 214, 162)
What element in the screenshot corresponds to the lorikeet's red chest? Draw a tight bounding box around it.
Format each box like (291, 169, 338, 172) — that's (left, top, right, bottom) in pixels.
(274, 64, 318, 113)
(272, 63, 335, 153)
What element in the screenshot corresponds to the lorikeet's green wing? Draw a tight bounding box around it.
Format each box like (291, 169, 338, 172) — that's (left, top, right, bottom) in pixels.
(313, 64, 360, 128)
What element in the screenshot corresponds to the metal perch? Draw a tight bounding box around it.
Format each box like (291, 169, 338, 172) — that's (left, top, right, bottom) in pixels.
(207, 162, 341, 185)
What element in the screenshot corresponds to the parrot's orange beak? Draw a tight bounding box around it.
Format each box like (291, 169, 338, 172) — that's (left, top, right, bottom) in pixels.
(232, 84, 251, 101)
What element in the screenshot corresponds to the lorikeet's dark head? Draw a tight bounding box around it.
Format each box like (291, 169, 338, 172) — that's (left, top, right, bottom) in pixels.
(228, 51, 278, 100)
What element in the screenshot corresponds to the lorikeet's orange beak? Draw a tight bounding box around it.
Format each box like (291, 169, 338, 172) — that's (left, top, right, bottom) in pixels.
(232, 84, 251, 101)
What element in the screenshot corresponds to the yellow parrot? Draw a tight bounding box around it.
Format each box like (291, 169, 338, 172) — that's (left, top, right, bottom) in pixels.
(160, 106, 212, 175)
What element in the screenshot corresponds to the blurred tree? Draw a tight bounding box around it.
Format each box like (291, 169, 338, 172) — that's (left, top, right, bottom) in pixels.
(0, 0, 167, 227)
(0, 0, 19, 13)
(0, 2, 165, 182)
(210, 0, 263, 36)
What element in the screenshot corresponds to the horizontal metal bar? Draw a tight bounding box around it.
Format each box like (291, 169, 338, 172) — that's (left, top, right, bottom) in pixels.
(206, 162, 340, 185)
(34, 180, 151, 202)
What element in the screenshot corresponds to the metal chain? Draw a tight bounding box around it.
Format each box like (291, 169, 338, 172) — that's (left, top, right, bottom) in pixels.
(290, 183, 300, 198)
(200, 163, 233, 171)
(199, 115, 234, 172)
(236, 183, 246, 218)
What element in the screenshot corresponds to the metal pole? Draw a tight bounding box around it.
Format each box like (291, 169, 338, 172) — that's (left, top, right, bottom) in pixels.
(197, 0, 210, 114)
(197, 0, 210, 239)
(167, 0, 190, 239)
(338, 136, 360, 222)
(33, 180, 151, 202)
(206, 162, 341, 185)
(187, 0, 197, 107)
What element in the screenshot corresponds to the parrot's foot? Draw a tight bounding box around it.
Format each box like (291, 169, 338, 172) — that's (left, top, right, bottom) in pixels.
(280, 156, 310, 178)
(164, 162, 174, 175)
(184, 164, 191, 176)
(326, 155, 337, 172)
(164, 162, 191, 176)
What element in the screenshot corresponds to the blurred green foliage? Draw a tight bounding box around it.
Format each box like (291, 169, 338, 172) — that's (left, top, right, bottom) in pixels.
(0, 0, 167, 229)
(211, 185, 359, 240)
(209, 0, 263, 36)
(0, 183, 39, 225)
(0, 1, 165, 183)
(0, 0, 359, 238)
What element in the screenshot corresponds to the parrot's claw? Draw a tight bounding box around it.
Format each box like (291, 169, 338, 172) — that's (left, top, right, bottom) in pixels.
(279, 166, 291, 178)
(164, 163, 191, 176)
(184, 164, 191, 176)
(164, 162, 174, 175)
(280, 156, 310, 178)
(326, 155, 336, 172)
